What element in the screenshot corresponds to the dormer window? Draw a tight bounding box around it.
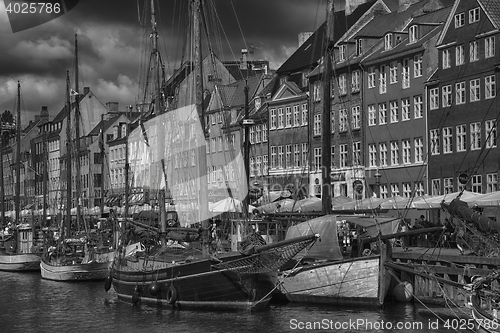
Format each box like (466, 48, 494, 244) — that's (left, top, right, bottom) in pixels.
(339, 44, 346, 62)
(384, 33, 393, 50)
(356, 38, 363, 56)
(409, 25, 418, 44)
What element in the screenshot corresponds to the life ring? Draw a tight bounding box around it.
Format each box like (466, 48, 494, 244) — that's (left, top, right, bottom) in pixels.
(166, 285, 177, 305)
(362, 248, 372, 256)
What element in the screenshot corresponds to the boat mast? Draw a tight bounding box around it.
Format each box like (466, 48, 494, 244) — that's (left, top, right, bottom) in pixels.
(321, 0, 334, 215)
(42, 130, 47, 226)
(0, 117, 4, 225)
(243, 84, 250, 218)
(15, 81, 21, 223)
(74, 34, 84, 234)
(100, 114, 105, 217)
(65, 71, 72, 238)
(193, 0, 209, 256)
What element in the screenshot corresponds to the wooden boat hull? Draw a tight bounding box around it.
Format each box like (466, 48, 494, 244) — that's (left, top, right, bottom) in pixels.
(40, 259, 111, 281)
(111, 257, 276, 311)
(471, 293, 500, 333)
(276, 255, 391, 307)
(0, 253, 41, 271)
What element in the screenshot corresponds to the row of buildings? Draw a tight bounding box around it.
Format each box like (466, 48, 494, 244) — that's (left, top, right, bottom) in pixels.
(1, 0, 499, 219)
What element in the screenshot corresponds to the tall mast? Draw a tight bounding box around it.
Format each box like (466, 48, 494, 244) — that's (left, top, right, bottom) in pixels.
(0, 117, 4, 225)
(321, 0, 334, 215)
(100, 114, 105, 217)
(65, 71, 72, 237)
(193, 0, 209, 256)
(74, 34, 83, 233)
(15, 81, 21, 224)
(42, 130, 47, 226)
(243, 84, 250, 218)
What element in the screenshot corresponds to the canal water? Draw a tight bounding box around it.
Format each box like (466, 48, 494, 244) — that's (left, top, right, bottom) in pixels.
(0, 271, 473, 332)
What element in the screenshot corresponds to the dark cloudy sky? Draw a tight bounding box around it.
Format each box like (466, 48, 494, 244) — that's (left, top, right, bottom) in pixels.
(0, 0, 345, 121)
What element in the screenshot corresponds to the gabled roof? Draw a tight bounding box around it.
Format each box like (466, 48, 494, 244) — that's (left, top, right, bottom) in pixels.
(276, 1, 376, 75)
(271, 81, 304, 102)
(215, 73, 268, 109)
(480, 0, 500, 29)
(87, 114, 122, 137)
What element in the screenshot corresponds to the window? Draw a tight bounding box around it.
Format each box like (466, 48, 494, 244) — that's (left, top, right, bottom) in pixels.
(378, 103, 387, 125)
(487, 173, 498, 193)
(432, 179, 441, 195)
(454, 12, 464, 28)
(368, 104, 376, 126)
(429, 88, 439, 110)
(293, 105, 300, 127)
(270, 109, 276, 129)
(339, 74, 347, 95)
(443, 127, 453, 154)
(352, 141, 361, 165)
(442, 85, 452, 107)
(339, 109, 347, 132)
(379, 143, 387, 166)
(456, 124, 466, 152)
(390, 141, 399, 165)
(330, 77, 335, 98)
(470, 78, 480, 102)
(469, 7, 480, 23)
(340, 144, 347, 168)
(391, 183, 400, 197)
(485, 75, 496, 99)
(380, 185, 388, 199)
(402, 139, 411, 164)
(331, 145, 335, 168)
(402, 98, 410, 121)
(278, 146, 284, 168)
(390, 100, 398, 123)
(414, 137, 423, 163)
(369, 144, 377, 167)
(414, 54, 422, 78)
(339, 44, 346, 62)
(285, 145, 292, 168)
(294, 144, 300, 167)
(368, 67, 376, 88)
(470, 122, 481, 150)
(250, 157, 255, 177)
(301, 143, 308, 168)
(402, 183, 412, 198)
(277, 108, 284, 128)
(444, 178, 454, 194)
(301, 103, 308, 125)
(456, 45, 465, 66)
(414, 95, 423, 118)
(486, 36, 495, 58)
(314, 147, 321, 171)
(255, 125, 261, 143)
(430, 129, 440, 155)
(351, 70, 361, 92)
(385, 33, 393, 50)
(415, 182, 424, 196)
(256, 156, 262, 176)
(313, 82, 322, 102)
(313, 114, 321, 136)
(250, 127, 255, 144)
(409, 25, 418, 43)
(271, 146, 276, 168)
(379, 65, 386, 94)
(402, 58, 410, 89)
(485, 120, 497, 148)
(356, 39, 363, 56)
(442, 49, 451, 69)
(456, 81, 466, 105)
(390, 61, 398, 84)
(470, 41, 478, 62)
(285, 107, 292, 127)
(472, 175, 482, 193)
(262, 124, 268, 142)
(352, 106, 360, 129)
(331, 109, 335, 133)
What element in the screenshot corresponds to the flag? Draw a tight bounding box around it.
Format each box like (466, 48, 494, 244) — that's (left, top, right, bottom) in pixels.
(70, 89, 80, 96)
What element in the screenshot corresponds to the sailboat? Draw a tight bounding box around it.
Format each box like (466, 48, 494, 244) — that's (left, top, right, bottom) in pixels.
(40, 36, 114, 281)
(0, 82, 42, 271)
(107, 0, 319, 311)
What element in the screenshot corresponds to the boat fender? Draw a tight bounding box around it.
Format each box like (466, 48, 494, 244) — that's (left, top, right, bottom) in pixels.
(132, 285, 141, 304)
(104, 273, 113, 292)
(149, 282, 160, 296)
(166, 285, 177, 305)
(393, 281, 413, 302)
(362, 249, 372, 256)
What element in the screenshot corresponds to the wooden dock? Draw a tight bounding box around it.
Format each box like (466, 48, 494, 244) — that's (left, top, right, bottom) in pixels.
(387, 246, 500, 306)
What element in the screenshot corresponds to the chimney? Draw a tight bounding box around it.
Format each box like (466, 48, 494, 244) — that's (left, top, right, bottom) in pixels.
(298, 32, 313, 47)
(40, 106, 49, 120)
(84, 87, 90, 95)
(345, 0, 371, 15)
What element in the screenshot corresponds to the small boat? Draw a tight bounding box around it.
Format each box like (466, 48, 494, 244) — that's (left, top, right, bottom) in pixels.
(275, 214, 393, 307)
(0, 224, 41, 271)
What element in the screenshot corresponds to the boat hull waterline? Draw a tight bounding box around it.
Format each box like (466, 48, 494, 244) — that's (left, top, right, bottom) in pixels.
(40, 258, 112, 281)
(0, 253, 41, 271)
